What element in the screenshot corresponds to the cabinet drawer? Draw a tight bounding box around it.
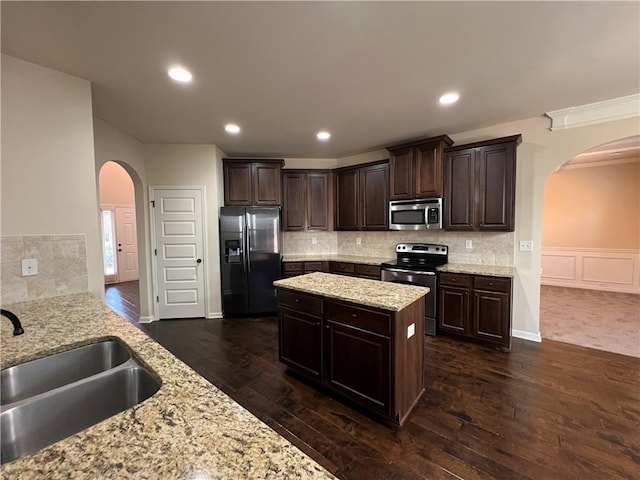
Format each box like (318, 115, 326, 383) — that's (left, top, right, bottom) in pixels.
(283, 262, 303, 273)
(325, 301, 390, 336)
(354, 264, 381, 278)
(330, 262, 355, 274)
(304, 261, 324, 272)
(278, 289, 322, 315)
(474, 276, 511, 293)
(439, 273, 472, 287)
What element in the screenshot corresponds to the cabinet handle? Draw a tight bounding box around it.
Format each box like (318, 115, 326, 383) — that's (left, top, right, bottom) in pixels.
(452, 278, 456, 282)
(294, 298, 299, 302)
(326, 325, 330, 329)
(352, 313, 357, 318)
(489, 282, 493, 286)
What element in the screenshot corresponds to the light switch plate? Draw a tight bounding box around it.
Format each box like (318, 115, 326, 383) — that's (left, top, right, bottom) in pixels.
(465, 239, 472, 249)
(311, 237, 317, 245)
(22, 258, 38, 276)
(356, 237, 362, 245)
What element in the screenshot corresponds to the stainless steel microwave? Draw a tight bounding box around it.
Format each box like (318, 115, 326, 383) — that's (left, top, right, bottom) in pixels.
(388, 198, 443, 230)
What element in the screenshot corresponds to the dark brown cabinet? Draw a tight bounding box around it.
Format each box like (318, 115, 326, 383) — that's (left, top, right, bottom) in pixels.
(386, 135, 453, 200)
(223, 159, 284, 206)
(438, 272, 512, 350)
(278, 290, 323, 381)
(281, 261, 328, 278)
(276, 286, 425, 425)
(282, 170, 332, 231)
(335, 161, 389, 231)
(443, 135, 521, 231)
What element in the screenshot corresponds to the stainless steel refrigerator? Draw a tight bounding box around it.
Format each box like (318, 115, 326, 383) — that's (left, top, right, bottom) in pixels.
(219, 206, 282, 315)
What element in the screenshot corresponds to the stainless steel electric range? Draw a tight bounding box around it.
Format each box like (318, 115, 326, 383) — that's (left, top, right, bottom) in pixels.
(380, 243, 448, 336)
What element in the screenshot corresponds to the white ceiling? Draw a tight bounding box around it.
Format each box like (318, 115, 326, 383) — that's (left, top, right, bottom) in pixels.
(2, 1, 639, 158)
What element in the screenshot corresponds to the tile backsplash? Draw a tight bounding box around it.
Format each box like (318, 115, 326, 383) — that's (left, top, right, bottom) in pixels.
(284, 230, 514, 266)
(1, 234, 89, 304)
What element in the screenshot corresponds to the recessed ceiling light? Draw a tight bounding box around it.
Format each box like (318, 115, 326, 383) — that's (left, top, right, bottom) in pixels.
(225, 124, 241, 134)
(439, 92, 460, 105)
(168, 67, 193, 83)
(317, 131, 331, 141)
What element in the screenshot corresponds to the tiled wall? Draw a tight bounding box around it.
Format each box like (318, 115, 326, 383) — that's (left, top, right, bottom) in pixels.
(284, 230, 514, 266)
(283, 231, 338, 255)
(1, 235, 89, 304)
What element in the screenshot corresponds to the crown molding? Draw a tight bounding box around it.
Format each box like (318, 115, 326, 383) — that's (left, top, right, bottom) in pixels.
(545, 94, 640, 131)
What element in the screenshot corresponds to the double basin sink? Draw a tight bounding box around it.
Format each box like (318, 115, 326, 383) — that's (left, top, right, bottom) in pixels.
(1, 339, 161, 464)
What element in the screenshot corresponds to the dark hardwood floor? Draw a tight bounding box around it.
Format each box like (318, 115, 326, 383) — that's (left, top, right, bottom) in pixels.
(106, 283, 640, 479)
(105, 281, 142, 327)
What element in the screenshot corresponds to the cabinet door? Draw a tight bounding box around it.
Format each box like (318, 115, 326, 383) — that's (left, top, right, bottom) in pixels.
(473, 289, 510, 349)
(389, 147, 414, 200)
(415, 142, 442, 198)
(282, 172, 306, 231)
(476, 143, 516, 231)
(307, 172, 330, 230)
(253, 163, 282, 205)
(324, 320, 391, 415)
(443, 149, 475, 230)
(360, 163, 389, 230)
(438, 284, 470, 335)
(335, 169, 359, 230)
(223, 162, 253, 206)
(278, 307, 322, 381)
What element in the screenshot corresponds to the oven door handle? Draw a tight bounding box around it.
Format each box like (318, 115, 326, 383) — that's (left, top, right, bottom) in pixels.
(383, 268, 437, 276)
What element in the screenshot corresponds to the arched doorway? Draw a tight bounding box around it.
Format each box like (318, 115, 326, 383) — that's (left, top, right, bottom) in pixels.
(539, 136, 640, 357)
(98, 161, 141, 323)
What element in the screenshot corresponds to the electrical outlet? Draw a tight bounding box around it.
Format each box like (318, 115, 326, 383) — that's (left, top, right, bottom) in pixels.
(465, 239, 472, 249)
(311, 237, 317, 245)
(21, 258, 38, 276)
(356, 237, 362, 245)
(407, 323, 415, 339)
(519, 240, 534, 252)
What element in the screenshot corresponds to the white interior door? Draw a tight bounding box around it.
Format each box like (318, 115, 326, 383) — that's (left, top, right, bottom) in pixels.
(115, 206, 139, 282)
(152, 188, 206, 319)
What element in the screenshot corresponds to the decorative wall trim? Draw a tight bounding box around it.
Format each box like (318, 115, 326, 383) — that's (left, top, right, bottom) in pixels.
(139, 316, 154, 323)
(207, 311, 224, 319)
(546, 94, 640, 131)
(512, 329, 542, 343)
(541, 247, 640, 294)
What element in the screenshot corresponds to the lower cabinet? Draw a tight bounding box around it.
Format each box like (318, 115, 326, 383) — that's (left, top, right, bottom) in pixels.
(277, 288, 424, 425)
(438, 273, 512, 350)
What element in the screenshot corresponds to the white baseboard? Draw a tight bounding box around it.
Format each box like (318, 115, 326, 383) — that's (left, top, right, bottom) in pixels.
(138, 316, 155, 323)
(541, 247, 639, 294)
(207, 311, 224, 319)
(512, 329, 542, 343)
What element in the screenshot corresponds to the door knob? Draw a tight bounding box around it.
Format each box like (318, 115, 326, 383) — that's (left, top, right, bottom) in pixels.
(197, 259, 202, 264)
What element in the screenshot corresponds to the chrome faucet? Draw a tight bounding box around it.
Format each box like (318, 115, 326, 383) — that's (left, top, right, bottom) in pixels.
(1, 309, 24, 336)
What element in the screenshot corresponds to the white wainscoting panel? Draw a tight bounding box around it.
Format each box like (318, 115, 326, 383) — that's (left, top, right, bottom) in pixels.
(541, 247, 639, 294)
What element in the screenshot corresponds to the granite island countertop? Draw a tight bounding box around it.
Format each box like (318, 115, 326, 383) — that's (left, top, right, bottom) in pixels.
(0, 293, 336, 479)
(274, 272, 429, 311)
(437, 263, 517, 278)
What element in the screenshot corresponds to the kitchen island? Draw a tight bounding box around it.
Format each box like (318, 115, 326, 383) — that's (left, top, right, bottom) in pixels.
(0, 293, 335, 479)
(273, 272, 429, 426)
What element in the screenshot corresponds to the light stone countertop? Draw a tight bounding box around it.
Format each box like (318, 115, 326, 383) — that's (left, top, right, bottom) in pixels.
(281, 254, 394, 266)
(437, 263, 517, 278)
(0, 293, 336, 479)
(274, 272, 429, 311)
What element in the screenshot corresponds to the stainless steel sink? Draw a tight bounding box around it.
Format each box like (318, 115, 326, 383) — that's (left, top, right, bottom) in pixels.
(0, 341, 161, 464)
(1, 340, 130, 405)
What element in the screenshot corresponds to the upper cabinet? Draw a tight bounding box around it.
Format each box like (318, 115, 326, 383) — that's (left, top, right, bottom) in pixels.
(443, 135, 521, 231)
(282, 170, 332, 231)
(223, 159, 284, 206)
(335, 161, 389, 231)
(386, 135, 453, 200)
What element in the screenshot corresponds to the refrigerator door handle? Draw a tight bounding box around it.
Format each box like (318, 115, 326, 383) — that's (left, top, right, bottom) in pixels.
(246, 212, 251, 273)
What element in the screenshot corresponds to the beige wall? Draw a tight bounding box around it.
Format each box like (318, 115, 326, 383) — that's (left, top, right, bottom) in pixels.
(1, 55, 103, 299)
(93, 118, 152, 319)
(99, 161, 135, 206)
(145, 144, 225, 318)
(543, 161, 640, 249)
